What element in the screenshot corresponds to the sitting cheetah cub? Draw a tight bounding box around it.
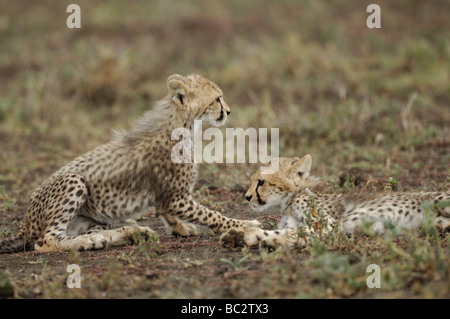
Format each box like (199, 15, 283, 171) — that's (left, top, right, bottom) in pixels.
(0, 74, 260, 253)
(220, 155, 449, 251)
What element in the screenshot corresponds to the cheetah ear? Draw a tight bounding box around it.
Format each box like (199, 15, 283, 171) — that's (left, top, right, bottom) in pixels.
(167, 74, 189, 106)
(289, 154, 312, 179)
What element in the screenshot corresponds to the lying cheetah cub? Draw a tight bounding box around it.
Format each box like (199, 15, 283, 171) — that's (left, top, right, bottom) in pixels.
(220, 155, 449, 251)
(0, 74, 260, 253)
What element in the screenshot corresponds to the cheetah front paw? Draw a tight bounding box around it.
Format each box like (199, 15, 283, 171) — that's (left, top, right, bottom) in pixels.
(172, 222, 199, 237)
(127, 226, 158, 243)
(86, 234, 107, 250)
(219, 229, 246, 249)
(259, 234, 306, 253)
(259, 236, 290, 253)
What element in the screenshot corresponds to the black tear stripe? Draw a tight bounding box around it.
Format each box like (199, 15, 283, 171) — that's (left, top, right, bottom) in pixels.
(255, 183, 266, 206)
(216, 100, 224, 122)
(216, 108, 224, 121)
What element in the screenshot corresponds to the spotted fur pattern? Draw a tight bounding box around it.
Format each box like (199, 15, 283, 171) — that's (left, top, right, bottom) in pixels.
(0, 74, 260, 253)
(220, 155, 450, 251)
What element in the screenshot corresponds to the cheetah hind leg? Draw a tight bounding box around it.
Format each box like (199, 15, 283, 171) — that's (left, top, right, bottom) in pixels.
(159, 215, 198, 236)
(66, 215, 109, 236)
(36, 232, 109, 252)
(36, 223, 157, 252)
(32, 174, 108, 252)
(66, 216, 158, 248)
(32, 174, 156, 252)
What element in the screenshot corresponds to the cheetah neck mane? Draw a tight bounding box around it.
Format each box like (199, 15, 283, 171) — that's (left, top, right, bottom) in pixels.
(295, 175, 331, 193)
(113, 95, 193, 144)
(278, 176, 332, 210)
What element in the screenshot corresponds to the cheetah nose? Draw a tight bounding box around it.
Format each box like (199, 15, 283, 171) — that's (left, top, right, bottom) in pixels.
(226, 110, 230, 115)
(245, 195, 252, 202)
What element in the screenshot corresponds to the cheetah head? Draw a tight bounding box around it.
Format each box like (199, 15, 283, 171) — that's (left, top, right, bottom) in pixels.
(244, 155, 312, 212)
(167, 74, 230, 127)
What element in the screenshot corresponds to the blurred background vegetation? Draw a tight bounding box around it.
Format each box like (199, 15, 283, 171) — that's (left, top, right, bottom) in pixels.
(0, 0, 449, 193)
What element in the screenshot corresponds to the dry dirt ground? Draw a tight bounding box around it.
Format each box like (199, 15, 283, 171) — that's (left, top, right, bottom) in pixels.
(0, 138, 448, 299)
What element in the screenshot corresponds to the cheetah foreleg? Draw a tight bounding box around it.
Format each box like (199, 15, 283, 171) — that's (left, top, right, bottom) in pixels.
(168, 196, 261, 233)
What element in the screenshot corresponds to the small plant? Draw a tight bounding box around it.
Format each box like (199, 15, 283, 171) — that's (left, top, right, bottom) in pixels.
(263, 220, 275, 229)
(0, 271, 14, 298)
(220, 255, 249, 271)
(297, 227, 307, 240)
(100, 258, 123, 292)
(68, 250, 82, 265)
(304, 195, 329, 236)
(366, 179, 379, 191)
(3, 200, 15, 210)
(131, 230, 161, 257)
(384, 177, 399, 192)
(420, 199, 450, 275)
(307, 239, 369, 296)
(0, 227, 13, 238)
(0, 185, 15, 210)
(27, 256, 47, 265)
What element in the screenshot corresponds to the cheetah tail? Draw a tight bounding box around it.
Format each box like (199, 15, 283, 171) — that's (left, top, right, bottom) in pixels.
(0, 231, 27, 254)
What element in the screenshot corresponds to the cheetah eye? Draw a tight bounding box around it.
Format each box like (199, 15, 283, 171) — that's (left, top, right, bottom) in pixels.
(210, 97, 221, 106)
(258, 179, 265, 187)
(298, 172, 304, 177)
